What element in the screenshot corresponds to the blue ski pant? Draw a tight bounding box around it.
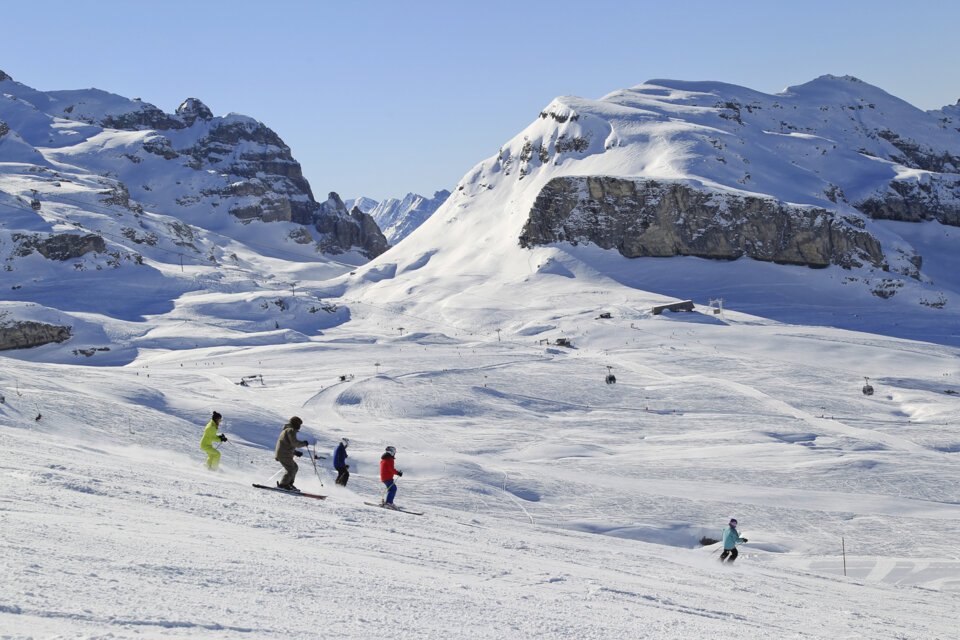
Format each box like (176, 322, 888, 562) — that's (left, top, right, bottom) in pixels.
(383, 480, 397, 504)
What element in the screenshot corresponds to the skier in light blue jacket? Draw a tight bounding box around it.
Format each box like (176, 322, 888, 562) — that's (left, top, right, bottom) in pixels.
(719, 518, 748, 563)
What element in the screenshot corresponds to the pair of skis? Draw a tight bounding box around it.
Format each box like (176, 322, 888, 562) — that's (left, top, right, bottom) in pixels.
(252, 444, 329, 499)
(252, 484, 423, 515)
(363, 501, 424, 516)
(252, 484, 326, 500)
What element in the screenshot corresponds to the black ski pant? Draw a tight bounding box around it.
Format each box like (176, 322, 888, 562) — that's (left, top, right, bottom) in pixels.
(719, 547, 739, 563)
(335, 466, 350, 486)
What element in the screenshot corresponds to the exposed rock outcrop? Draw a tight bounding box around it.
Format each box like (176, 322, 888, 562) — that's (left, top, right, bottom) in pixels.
(876, 130, 960, 174)
(856, 177, 960, 226)
(99, 104, 185, 131)
(314, 193, 390, 258)
(13, 233, 107, 261)
(179, 118, 317, 224)
(0, 320, 71, 350)
(520, 177, 885, 270)
(175, 98, 213, 126)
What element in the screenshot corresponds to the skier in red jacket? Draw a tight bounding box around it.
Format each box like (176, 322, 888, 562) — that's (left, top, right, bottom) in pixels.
(379, 445, 403, 509)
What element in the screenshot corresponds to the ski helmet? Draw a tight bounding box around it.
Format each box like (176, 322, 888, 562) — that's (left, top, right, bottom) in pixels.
(729, 518, 738, 526)
(341, 437, 350, 447)
(385, 445, 396, 456)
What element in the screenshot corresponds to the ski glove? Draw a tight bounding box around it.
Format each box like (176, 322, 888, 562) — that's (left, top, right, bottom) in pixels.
(294, 451, 303, 457)
(396, 470, 403, 477)
(740, 538, 748, 543)
(219, 434, 228, 442)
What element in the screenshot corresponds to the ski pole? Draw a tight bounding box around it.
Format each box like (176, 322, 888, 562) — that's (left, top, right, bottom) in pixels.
(307, 444, 324, 488)
(221, 439, 242, 466)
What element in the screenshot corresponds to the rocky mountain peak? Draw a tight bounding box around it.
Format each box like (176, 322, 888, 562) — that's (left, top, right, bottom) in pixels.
(0, 70, 11, 82)
(175, 98, 213, 125)
(324, 192, 347, 211)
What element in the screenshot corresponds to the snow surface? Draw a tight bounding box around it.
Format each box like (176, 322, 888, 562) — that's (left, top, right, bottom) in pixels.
(3, 280, 960, 638)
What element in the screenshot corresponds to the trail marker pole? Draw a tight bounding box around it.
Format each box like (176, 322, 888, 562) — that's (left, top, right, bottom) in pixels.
(842, 537, 847, 577)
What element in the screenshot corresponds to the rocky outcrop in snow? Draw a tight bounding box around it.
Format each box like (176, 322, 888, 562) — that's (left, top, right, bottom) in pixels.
(12, 233, 107, 261)
(520, 177, 885, 269)
(0, 320, 71, 351)
(315, 193, 390, 257)
(175, 98, 213, 126)
(856, 176, 960, 226)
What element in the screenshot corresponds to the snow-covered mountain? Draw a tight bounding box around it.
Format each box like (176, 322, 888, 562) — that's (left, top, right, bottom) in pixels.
(0, 70, 388, 356)
(343, 75, 960, 345)
(344, 191, 450, 244)
(343, 195, 379, 214)
(370, 190, 451, 244)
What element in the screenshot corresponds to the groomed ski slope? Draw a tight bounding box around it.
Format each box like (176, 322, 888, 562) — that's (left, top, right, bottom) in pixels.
(2, 298, 959, 638)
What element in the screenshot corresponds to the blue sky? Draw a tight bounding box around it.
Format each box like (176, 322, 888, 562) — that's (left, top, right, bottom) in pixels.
(2, 0, 958, 200)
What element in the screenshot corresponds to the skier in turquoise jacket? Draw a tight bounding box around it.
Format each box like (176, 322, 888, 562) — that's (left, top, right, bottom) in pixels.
(719, 518, 748, 563)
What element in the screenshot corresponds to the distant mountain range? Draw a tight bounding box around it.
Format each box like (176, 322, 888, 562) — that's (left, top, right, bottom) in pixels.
(346, 191, 451, 243)
(3, 70, 960, 355)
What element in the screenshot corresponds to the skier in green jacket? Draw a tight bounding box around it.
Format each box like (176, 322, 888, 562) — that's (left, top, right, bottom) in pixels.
(200, 411, 228, 470)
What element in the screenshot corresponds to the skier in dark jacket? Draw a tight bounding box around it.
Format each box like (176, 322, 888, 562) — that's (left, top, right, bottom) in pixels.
(379, 446, 402, 509)
(274, 416, 310, 491)
(719, 518, 748, 563)
(333, 437, 350, 486)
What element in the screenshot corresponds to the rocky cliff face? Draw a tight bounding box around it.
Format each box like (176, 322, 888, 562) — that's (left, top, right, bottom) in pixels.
(520, 177, 885, 269)
(0, 320, 71, 351)
(315, 193, 390, 257)
(855, 176, 960, 226)
(12, 233, 107, 261)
